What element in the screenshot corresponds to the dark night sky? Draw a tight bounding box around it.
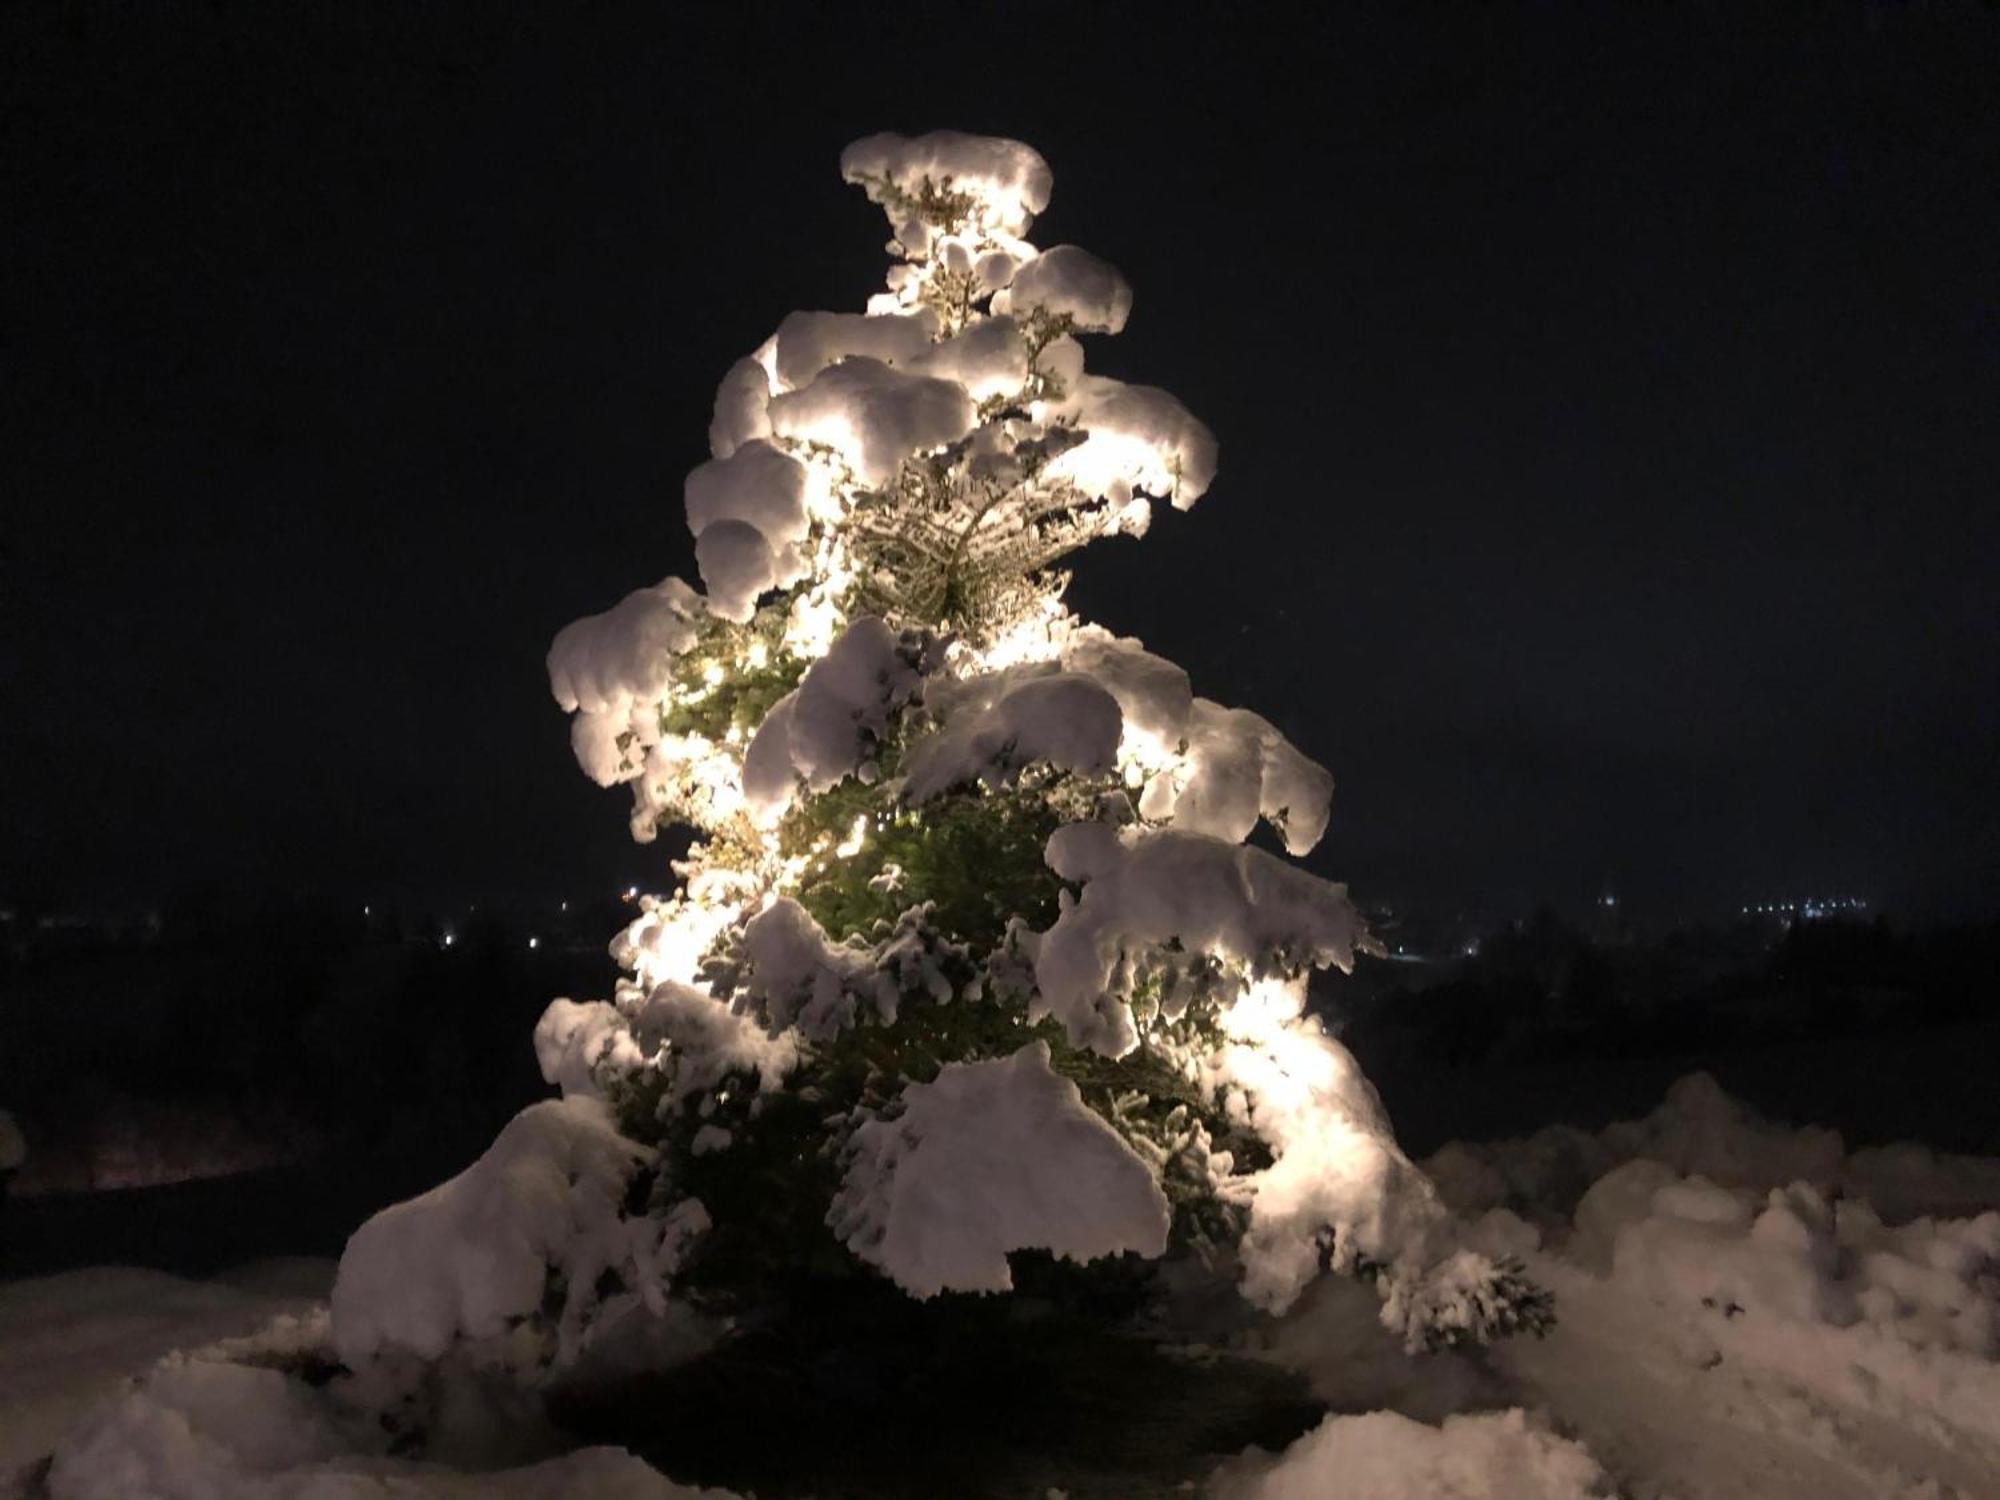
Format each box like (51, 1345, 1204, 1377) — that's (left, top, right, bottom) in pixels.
(4, 3, 1996, 923)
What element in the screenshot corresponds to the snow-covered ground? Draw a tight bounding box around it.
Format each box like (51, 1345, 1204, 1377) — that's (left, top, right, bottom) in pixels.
(0, 1261, 334, 1483)
(6, 1074, 1997, 1499)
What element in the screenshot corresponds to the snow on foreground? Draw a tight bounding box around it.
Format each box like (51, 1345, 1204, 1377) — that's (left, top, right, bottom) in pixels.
(1427, 1073, 2000, 1499)
(0, 1263, 331, 1481)
(1210, 1409, 1607, 1500)
(1, 1270, 728, 1499)
(11, 1072, 2000, 1499)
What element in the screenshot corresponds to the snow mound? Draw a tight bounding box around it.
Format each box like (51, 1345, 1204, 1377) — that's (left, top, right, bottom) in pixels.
(1429, 1074, 2000, 1491)
(1212, 1407, 1610, 1500)
(1426, 1070, 2000, 1229)
(46, 1345, 738, 1499)
(830, 1040, 1170, 1297)
(1600, 1170, 2000, 1358)
(0, 1265, 333, 1480)
(330, 1097, 706, 1370)
(841, 130, 1054, 239)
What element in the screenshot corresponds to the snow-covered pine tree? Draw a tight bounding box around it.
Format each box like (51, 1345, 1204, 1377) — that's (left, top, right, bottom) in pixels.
(329, 131, 1549, 1381)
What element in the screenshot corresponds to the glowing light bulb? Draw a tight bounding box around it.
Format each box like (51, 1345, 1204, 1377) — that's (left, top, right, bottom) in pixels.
(834, 815, 868, 858)
(747, 642, 769, 669)
(703, 662, 725, 687)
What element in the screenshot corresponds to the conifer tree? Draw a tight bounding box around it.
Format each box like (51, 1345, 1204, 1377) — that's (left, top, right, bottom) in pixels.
(330, 132, 1550, 1379)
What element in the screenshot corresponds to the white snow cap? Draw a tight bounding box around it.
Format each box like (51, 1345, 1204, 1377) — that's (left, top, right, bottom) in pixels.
(830, 1040, 1170, 1297)
(1048, 375, 1219, 508)
(902, 667, 1124, 802)
(693, 520, 805, 624)
(739, 896, 878, 1039)
(772, 307, 938, 390)
(627, 979, 801, 1107)
(547, 577, 703, 715)
(684, 439, 809, 546)
(908, 315, 1032, 402)
(708, 351, 774, 459)
(841, 130, 1054, 239)
(736, 898, 970, 1042)
(994, 244, 1134, 333)
(1036, 822, 1369, 1057)
(743, 616, 925, 816)
(1162, 701, 1334, 857)
(1210, 979, 1448, 1314)
(767, 357, 976, 488)
(1059, 625, 1192, 747)
(740, 689, 803, 817)
(683, 440, 813, 622)
(534, 998, 643, 1098)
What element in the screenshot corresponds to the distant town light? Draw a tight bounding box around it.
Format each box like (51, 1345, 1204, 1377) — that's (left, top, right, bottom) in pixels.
(1746, 895, 1868, 923)
(528, 936, 540, 950)
(442, 930, 456, 948)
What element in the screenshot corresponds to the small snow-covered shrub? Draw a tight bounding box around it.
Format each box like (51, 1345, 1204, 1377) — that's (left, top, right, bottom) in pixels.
(331, 1096, 708, 1374)
(331, 130, 1544, 1389)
